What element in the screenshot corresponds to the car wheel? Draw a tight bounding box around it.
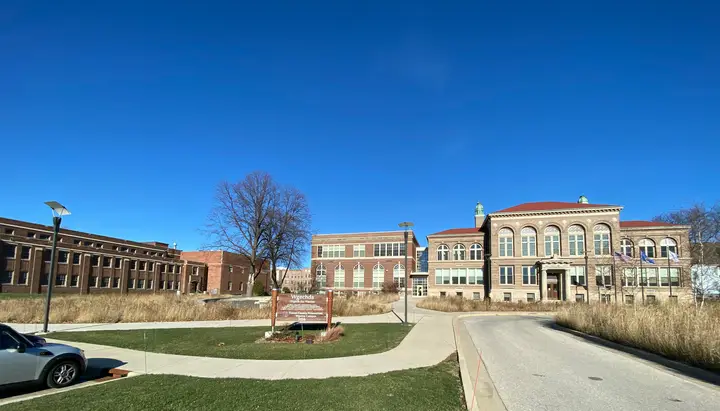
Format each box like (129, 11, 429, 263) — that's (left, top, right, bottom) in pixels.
(46, 360, 80, 388)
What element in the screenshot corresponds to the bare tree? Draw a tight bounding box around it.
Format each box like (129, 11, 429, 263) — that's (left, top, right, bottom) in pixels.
(653, 202, 720, 306)
(262, 186, 311, 289)
(205, 172, 276, 296)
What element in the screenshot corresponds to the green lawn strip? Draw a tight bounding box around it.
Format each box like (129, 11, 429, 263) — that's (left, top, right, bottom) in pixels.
(48, 323, 411, 360)
(3, 355, 465, 411)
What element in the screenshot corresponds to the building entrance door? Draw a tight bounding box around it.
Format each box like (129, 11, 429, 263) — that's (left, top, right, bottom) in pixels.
(547, 274, 559, 300)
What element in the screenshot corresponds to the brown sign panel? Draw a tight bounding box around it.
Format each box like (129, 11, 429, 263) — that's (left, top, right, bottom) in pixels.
(276, 294, 328, 322)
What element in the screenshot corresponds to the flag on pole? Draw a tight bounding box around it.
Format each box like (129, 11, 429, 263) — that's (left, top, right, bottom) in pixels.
(640, 251, 655, 264)
(669, 251, 680, 263)
(613, 251, 631, 263)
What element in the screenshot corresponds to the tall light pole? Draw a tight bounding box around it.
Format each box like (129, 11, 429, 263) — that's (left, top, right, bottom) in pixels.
(398, 222, 414, 325)
(42, 201, 71, 333)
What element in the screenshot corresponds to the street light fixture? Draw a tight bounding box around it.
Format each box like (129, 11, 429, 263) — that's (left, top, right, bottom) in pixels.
(398, 222, 414, 325)
(42, 201, 71, 333)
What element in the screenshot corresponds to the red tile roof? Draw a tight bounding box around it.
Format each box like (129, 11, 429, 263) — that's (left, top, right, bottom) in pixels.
(619, 220, 680, 228)
(494, 202, 617, 213)
(428, 228, 481, 236)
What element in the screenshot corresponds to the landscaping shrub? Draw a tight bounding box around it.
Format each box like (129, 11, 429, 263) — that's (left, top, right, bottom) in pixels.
(252, 281, 267, 296)
(381, 281, 399, 294)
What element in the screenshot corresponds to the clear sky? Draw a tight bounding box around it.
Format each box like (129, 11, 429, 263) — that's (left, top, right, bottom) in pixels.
(1, 0, 718, 255)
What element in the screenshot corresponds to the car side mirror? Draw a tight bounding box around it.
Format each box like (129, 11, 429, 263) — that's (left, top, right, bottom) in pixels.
(16, 343, 27, 353)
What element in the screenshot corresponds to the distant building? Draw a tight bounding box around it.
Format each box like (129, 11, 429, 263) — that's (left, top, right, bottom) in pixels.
(282, 268, 312, 292)
(180, 251, 270, 296)
(0, 217, 207, 295)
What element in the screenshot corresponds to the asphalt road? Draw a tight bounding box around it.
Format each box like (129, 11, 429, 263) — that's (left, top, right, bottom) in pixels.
(465, 316, 720, 411)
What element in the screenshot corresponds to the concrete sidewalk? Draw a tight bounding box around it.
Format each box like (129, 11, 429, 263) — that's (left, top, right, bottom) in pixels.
(46, 314, 455, 379)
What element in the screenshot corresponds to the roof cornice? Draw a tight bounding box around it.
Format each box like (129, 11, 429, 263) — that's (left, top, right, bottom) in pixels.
(489, 206, 623, 218)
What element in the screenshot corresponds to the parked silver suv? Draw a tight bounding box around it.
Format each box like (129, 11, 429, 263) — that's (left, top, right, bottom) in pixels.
(0, 324, 87, 389)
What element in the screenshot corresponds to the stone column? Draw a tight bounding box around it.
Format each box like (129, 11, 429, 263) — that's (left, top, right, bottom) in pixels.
(540, 268, 547, 301)
(120, 258, 130, 294)
(152, 263, 160, 293)
(564, 269, 572, 301)
(80, 254, 91, 294)
(29, 248, 44, 294)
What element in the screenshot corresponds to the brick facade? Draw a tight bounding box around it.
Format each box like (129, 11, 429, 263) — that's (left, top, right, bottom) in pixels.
(179, 251, 270, 295)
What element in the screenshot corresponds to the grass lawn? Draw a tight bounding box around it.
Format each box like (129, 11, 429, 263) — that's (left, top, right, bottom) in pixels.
(48, 323, 411, 360)
(0, 294, 44, 300)
(3, 355, 465, 411)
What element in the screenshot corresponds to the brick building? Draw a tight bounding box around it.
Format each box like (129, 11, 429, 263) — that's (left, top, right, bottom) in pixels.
(282, 268, 312, 292)
(180, 251, 270, 296)
(0, 217, 207, 296)
(310, 231, 420, 295)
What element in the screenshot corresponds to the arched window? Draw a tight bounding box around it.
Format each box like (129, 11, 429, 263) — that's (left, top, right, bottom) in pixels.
(568, 225, 585, 256)
(315, 263, 326, 288)
(660, 238, 678, 258)
(639, 239, 656, 258)
(544, 226, 560, 256)
(521, 227, 537, 257)
(498, 228, 513, 257)
(453, 244, 466, 260)
(593, 224, 611, 255)
(372, 263, 384, 289)
(353, 262, 365, 288)
(393, 264, 406, 288)
(469, 243, 483, 260)
(437, 244, 449, 261)
(334, 263, 345, 288)
(621, 239, 634, 257)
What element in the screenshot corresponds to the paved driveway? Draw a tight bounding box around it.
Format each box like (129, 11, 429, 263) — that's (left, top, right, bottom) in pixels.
(465, 316, 720, 411)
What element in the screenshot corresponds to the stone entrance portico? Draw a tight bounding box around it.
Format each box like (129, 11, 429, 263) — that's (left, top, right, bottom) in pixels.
(537, 255, 572, 301)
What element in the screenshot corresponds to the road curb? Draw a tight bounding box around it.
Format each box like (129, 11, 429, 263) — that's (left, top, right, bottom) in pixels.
(552, 323, 720, 389)
(453, 317, 507, 411)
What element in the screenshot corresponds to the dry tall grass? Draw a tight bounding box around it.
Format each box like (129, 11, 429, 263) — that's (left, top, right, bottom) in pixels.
(417, 296, 562, 312)
(0, 293, 397, 324)
(555, 303, 720, 371)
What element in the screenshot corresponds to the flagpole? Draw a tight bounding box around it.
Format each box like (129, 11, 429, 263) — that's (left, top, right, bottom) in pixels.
(639, 253, 645, 305)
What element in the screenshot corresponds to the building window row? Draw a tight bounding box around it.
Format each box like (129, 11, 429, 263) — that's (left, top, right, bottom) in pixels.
(436, 243, 483, 261)
(620, 238, 678, 259)
(317, 245, 345, 258)
(622, 267, 680, 287)
(374, 242, 406, 257)
(315, 262, 406, 289)
(435, 268, 483, 285)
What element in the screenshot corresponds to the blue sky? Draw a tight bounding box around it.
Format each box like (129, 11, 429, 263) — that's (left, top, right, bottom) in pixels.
(1, 0, 718, 254)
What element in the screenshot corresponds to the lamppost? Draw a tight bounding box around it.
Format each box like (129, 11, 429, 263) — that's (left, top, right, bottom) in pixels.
(42, 201, 71, 333)
(398, 222, 414, 325)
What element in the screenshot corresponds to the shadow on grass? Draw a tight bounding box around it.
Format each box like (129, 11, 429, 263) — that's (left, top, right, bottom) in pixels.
(543, 321, 720, 387)
(0, 357, 126, 400)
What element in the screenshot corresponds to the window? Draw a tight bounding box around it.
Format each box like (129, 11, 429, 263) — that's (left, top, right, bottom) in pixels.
(435, 268, 450, 285)
(595, 265, 612, 286)
(96, 243, 104, 249)
(625, 294, 634, 304)
(527, 293, 536, 302)
(593, 224, 611, 256)
(56, 274, 67, 286)
(18, 272, 28, 285)
(20, 246, 31, 260)
(373, 263, 385, 289)
(175, 281, 179, 290)
(148, 262, 155, 271)
(56, 251, 68, 263)
(0, 271, 12, 284)
(228, 266, 233, 273)
(160, 280, 166, 290)
(315, 263, 326, 288)
(575, 294, 585, 302)
(334, 264, 345, 288)
(139, 261, 146, 270)
(646, 295, 657, 304)
(640, 267, 658, 286)
(72, 253, 81, 265)
(353, 263, 364, 288)
(40, 273, 49, 285)
(660, 238, 678, 258)
(168, 280, 174, 290)
(601, 294, 611, 304)
(467, 268, 483, 285)
(162, 264, 168, 273)
(373, 243, 405, 257)
(27, 232, 36, 238)
(4, 245, 16, 259)
(4, 228, 14, 235)
(503, 292, 512, 302)
(129, 279, 135, 289)
(121, 247, 128, 252)
(569, 266, 586, 286)
(568, 225, 585, 256)
(437, 244, 449, 261)
(498, 228, 513, 257)
(543, 226, 561, 257)
(522, 266, 537, 285)
(102, 257, 111, 267)
(137, 279, 145, 289)
(111, 277, 118, 288)
(129, 260, 137, 270)
(101, 277, 110, 288)
(70, 275, 79, 287)
(621, 239, 634, 257)
(499, 266, 514, 285)
(89, 275, 98, 287)
(469, 243, 483, 260)
(622, 268, 636, 286)
(353, 245, 365, 257)
(321, 245, 346, 258)
(451, 268, 467, 285)
(473, 292, 481, 300)
(660, 268, 680, 287)
(639, 239, 656, 258)
(453, 244, 466, 260)
(393, 263, 406, 287)
(521, 227, 537, 257)
(148, 279, 154, 289)
(456, 291, 463, 297)
(440, 291, 446, 297)
(192, 267, 199, 275)
(38, 234, 50, 240)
